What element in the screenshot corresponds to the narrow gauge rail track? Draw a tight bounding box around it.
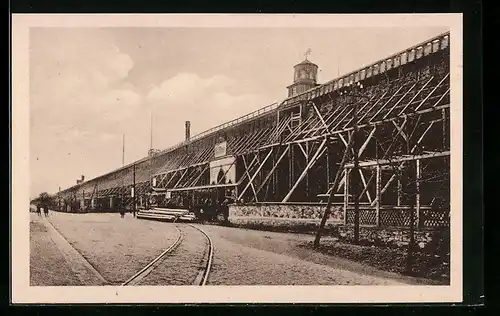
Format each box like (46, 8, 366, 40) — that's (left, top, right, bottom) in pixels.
(121, 224, 214, 286)
(190, 224, 214, 286)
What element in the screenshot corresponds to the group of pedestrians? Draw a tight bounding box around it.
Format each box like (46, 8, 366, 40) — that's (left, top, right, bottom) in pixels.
(197, 197, 231, 224)
(36, 205, 49, 217)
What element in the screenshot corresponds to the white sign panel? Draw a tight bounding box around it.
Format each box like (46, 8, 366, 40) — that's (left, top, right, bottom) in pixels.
(209, 156, 236, 184)
(152, 177, 157, 187)
(214, 141, 227, 158)
(130, 187, 135, 198)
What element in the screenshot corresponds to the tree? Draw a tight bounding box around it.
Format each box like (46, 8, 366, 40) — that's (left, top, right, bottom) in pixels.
(38, 192, 55, 209)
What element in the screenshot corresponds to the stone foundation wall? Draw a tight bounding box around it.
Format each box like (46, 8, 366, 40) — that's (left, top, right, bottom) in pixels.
(229, 203, 343, 221)
(228, 203, 343, 233)
(228, 203, 449, 249)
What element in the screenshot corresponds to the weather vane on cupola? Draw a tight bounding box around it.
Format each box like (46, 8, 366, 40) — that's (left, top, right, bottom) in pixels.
(304, 48, 312, 60)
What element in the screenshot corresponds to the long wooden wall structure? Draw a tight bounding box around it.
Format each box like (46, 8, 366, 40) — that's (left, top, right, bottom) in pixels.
(51, 32, 451, 228)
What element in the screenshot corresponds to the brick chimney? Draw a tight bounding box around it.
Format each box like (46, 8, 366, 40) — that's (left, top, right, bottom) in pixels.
(185, 121, 191, 141)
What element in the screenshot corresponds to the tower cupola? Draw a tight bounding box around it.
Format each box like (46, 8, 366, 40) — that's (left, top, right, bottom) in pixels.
(287, 50, 319, 97)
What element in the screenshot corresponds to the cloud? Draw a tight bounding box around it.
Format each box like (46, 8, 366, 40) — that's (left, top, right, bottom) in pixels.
(30, 30, 141, 136)
(29, 30, 273, 197)
(29, 29, 145, 196)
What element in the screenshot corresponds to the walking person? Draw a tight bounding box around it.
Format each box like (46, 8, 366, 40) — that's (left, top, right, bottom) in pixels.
(43, 206, 49, 217)
(199, 208, 205, 224)
(221, 198, 229, 222)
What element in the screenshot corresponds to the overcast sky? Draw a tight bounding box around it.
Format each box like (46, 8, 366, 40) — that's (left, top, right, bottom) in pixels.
(29, 27, 448, 198)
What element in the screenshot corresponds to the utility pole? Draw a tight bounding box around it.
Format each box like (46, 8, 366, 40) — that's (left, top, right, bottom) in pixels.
(337, 55, 340, 78)
(150, 110, 153, 154)
(122, 134, 125, 167)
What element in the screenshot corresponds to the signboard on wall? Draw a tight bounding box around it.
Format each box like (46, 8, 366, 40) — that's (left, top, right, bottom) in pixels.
(214, 141, 227, 158)
(152, 177, 157, 187)
(209, 156, 236, 185)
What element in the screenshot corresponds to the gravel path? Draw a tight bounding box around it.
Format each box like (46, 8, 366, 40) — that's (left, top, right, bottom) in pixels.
(30, 215, 82, 286)
(47, 212, 180, 284)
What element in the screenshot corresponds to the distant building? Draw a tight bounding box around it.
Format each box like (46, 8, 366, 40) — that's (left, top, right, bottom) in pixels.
(76, 175, 85, 184)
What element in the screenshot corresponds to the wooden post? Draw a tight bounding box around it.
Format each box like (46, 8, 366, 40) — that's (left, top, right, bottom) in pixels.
(314, 134, 354, 248)
(442, 108, 447, 149)
(326, 141, 330, 190)
(272, 150, 277, 198)
(343, 169, 349, 225)
(416, 159, 421, 228)
(397, 178, 402, 206)
(288, 144, 293, 191)
(376, 165, 381, 226)
(352, 105, 360, 244)
(305, 141, 309, 200)
(406, 158, 416, 275)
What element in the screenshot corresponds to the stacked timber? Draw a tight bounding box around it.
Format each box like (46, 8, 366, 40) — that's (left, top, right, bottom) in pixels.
(136, 207, 190, 221)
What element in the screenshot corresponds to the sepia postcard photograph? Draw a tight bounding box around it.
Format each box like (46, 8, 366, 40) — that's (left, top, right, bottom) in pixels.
(11, 13, 463, 304)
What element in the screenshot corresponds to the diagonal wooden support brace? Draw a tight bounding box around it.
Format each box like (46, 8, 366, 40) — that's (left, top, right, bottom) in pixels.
(237, 154, 260, 185)
(358, 127, 377, 158)
(254, 146, 290, 196)
(282, 138, 327, 202)
(310, 101, 329, 130)
(185, 167, 204, 188)
(358, 169, 372, 203)
(297, 142, 308, 158)
(241, 155, 260, 201)
(238, 148, 274, 202)
(392, 120, 408, 142)
(172, 169, 189, 189)
(413, 74, 450, 112)
(411, 121, 435, 153)
(370, 171, 398, 206)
